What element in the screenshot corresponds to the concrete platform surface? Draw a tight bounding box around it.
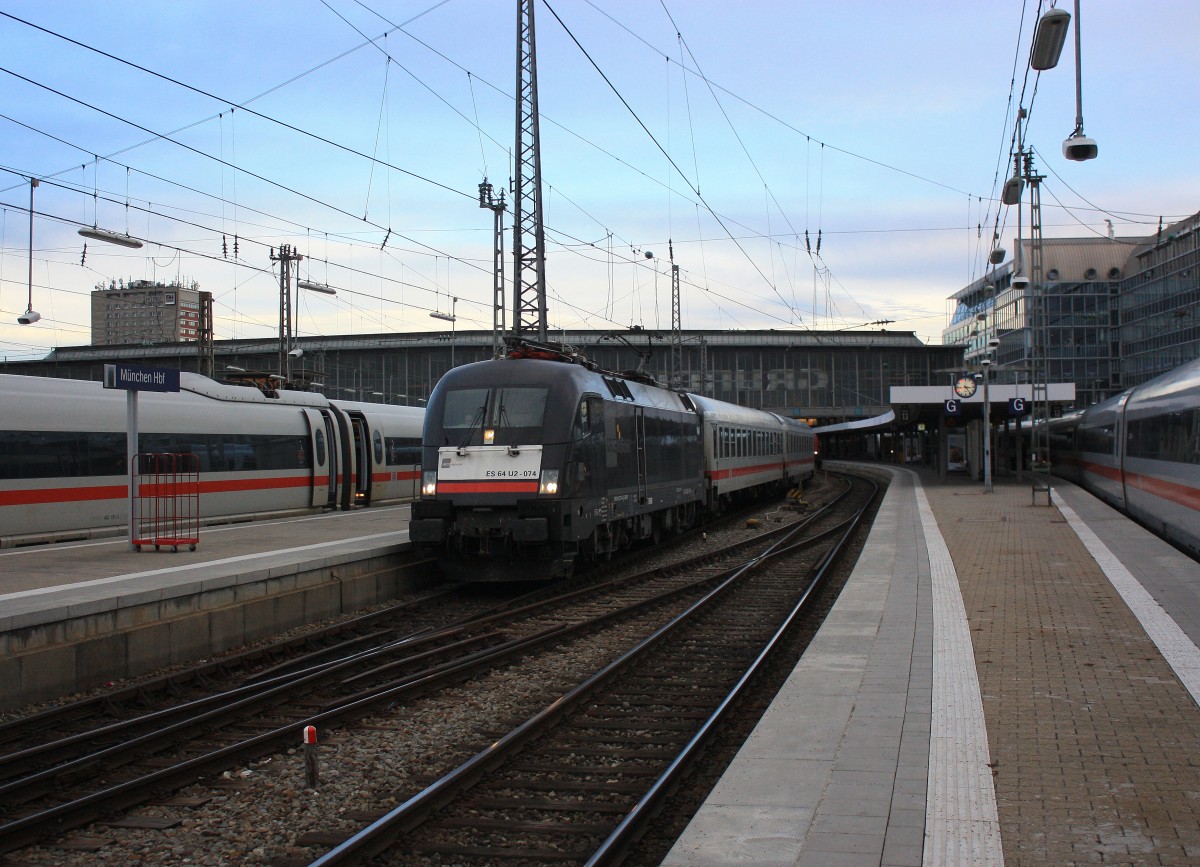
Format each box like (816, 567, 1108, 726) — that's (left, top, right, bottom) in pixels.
(0, 504, 421, 710)
(665, 463, 1200, 867)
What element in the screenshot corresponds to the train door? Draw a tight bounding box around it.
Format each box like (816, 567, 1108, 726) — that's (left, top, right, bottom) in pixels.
(301, 408, 334, 509)
(346, 412, 373, 506)
(325, 404, 354, 511)
(1114, 392, 1131, 508)
(635, 408, 648, 504)
(567, 396, 605, 499)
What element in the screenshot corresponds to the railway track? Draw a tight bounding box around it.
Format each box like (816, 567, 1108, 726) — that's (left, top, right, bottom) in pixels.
(1, 471, 874, 863)
(307, 472, 878, 864)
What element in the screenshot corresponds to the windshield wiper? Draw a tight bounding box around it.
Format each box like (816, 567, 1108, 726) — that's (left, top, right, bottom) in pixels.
(457, 404, 487, 450)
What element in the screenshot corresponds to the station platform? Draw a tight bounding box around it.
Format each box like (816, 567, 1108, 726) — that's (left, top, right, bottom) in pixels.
(664, 462, 1200, 866)
(0, 505, 425, 712)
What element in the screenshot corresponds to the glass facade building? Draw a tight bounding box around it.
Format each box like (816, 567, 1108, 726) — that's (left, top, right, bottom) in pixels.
(944, 211, 1200, 409)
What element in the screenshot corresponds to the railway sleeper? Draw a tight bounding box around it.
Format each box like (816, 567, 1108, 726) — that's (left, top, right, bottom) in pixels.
(510, 762, 662, 776)
(430, 816, 615, 834)
(463, 796, 630, 813)
(411, 841, 588, 861)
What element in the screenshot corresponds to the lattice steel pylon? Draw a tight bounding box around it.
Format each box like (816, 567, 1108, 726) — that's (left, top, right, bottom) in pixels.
(271, 243, 302, 384)
(1023, 150, 1052, 498)
(513, 0, 547, 341)
(669, 240, 682, 388)
(479, 180, 507, 357)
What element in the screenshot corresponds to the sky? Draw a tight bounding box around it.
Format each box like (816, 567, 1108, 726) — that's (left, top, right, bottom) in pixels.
(1, 1, 1197, 362)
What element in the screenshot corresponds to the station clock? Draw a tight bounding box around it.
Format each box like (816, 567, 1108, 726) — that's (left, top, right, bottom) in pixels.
(954, 377, 978, 398)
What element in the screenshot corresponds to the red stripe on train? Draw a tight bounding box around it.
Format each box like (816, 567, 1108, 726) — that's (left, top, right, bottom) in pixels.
(0, 484, 128, 506)
(1125, 471, 1200, 510)
(372, 470, 419, 483)
(0, 475, 324, 507)
(1062, 458, 1200, 510)
(709, 459, 813, 482)
(438, 481, 540, 494)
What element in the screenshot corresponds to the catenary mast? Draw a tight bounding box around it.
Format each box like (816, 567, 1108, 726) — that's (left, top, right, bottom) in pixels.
(513, 0, 548, 341)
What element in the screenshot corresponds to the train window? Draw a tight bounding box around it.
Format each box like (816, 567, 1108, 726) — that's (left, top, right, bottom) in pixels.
(251, 435, 304, 471)
(134, 432, 310, 472)
(385, 436, 421, 465)
(573, 399, 591, 438)
(373, 430, 384, 465)
(313, 430, 326, 467)
(488, 387, 547, 429)
(225, 436, 257, 471)
(0, 430, 126, 479)
(440, 386, 550, 446)
(1078, 424, 1114, 455)
(443, 388, 490, 435)
(139, 433, 212, 471)
(1128, 410, 1200, 463)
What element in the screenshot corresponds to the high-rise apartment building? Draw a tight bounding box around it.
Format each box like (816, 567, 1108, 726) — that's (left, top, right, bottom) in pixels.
(91, 279, 211, 346)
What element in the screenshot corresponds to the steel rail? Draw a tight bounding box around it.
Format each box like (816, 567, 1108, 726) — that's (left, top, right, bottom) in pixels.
(586, 476, 878, 865)
(0, 486, 850, 855)
(306, 475, 870, 865)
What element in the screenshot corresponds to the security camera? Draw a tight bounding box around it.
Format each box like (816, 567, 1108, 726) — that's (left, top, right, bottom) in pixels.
(1063, 134, 1098, 162)
(288, 347, 303, 358)
(17, 309, 41, 325)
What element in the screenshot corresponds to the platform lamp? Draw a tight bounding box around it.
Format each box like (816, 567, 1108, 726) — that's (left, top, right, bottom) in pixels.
(291, 279, 338, 366)
(1030, 6, 1069, 70)
(430, 296, 458, 368)
(297, 279, 337, 296)
(17, 179, 41, 325)
(1062, 0, 1097, 161)
(78, 226, 144, 248)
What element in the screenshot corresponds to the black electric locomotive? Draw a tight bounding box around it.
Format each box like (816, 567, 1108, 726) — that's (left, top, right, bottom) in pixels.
(410, 339, 815, 581)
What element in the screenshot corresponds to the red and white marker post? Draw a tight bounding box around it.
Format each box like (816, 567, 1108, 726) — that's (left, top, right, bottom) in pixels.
(303, 725, 319, 788)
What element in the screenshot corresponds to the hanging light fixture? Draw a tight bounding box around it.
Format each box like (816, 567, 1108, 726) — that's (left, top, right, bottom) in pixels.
(1030, 7, 1070, 70)
(297, 279, 337, 295)
(78, 226, 143, 248)
(1001, 175, 1024, 206)
(1062, 1, 1097, 161)
(19, 178, 41, 325)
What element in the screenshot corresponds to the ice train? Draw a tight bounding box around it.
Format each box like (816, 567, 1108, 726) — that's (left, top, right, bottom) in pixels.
(1050, 357, 1200, 558)
(0, 372, 423, 547)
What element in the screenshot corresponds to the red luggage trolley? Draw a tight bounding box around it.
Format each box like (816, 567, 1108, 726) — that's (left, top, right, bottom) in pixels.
(133, 452, 200, 552)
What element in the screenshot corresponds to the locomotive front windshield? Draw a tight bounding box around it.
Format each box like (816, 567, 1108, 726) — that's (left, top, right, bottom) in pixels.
(440, 386, 549, 446)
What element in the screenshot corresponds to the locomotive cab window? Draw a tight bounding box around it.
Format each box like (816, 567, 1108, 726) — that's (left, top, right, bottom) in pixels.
(441, 386, 549, 446)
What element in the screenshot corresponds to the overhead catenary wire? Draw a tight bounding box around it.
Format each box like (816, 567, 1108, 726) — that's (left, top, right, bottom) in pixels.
(542, 0, 792, 316)
(0, 176, 496, 337)
(9, 2, 1142, 357)
(4, 4, 950, 338)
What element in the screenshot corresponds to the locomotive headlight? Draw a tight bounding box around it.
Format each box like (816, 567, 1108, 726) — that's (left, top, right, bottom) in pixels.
(421, 470, 438, 496)
(539, 469, 560, 495)
(484, 428, 495, 444)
